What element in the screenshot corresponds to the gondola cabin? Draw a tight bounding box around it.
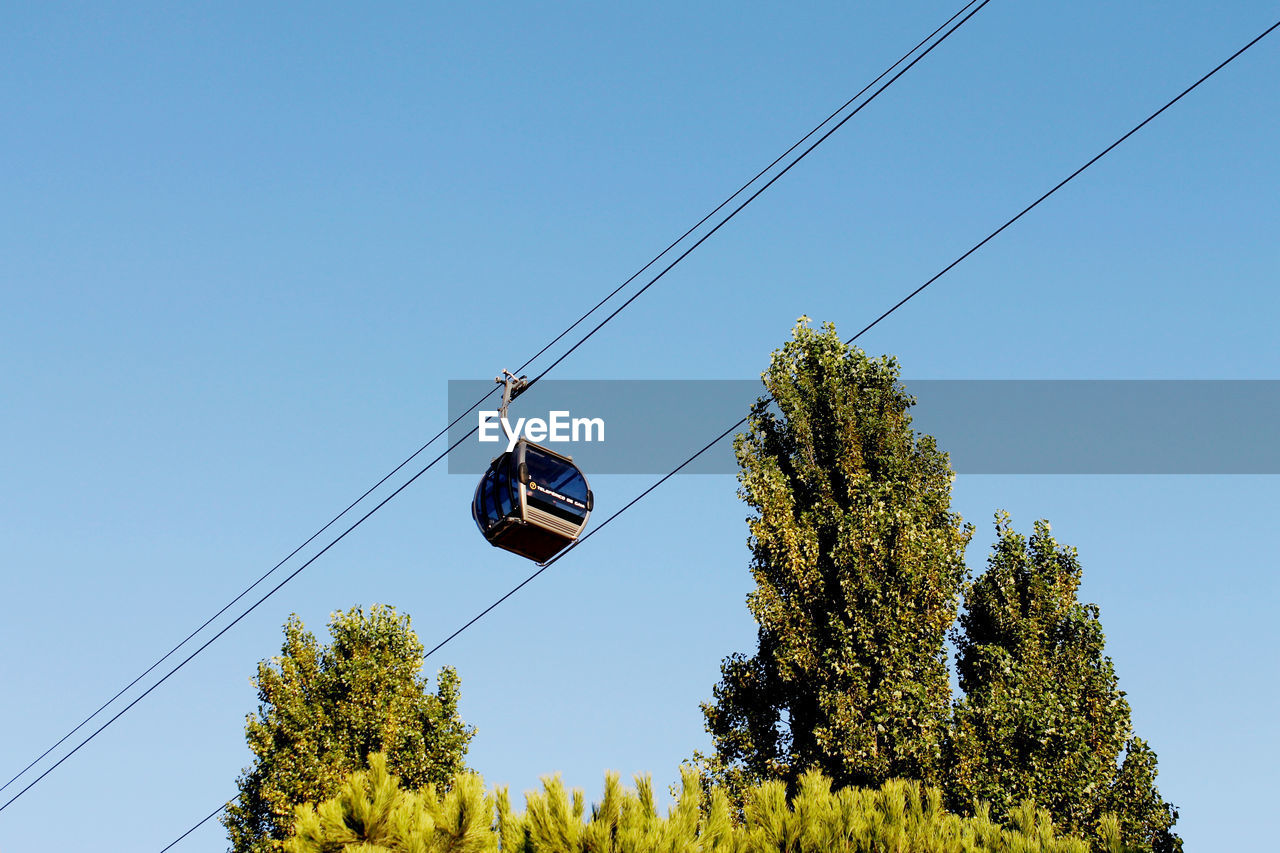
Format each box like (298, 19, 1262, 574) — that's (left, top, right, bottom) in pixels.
(472, 439, 593, 563)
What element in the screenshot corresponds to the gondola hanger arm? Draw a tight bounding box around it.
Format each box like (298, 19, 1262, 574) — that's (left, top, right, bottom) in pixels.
(495, 370, 529, 421)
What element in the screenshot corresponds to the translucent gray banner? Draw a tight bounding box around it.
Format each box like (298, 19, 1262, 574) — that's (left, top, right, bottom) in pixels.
(447, 380, 1280, 475)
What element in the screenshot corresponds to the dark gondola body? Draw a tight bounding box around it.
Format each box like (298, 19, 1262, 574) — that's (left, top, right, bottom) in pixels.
(472, 439, 592, 563)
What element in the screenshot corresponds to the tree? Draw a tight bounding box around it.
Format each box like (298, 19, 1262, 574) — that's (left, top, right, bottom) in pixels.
(285, 754, 494, 853)
(948, 513, 1180, 852)
(288, 756, 1092, 853)
(223, 604, 474, 853)
(699, 319, 972, 795)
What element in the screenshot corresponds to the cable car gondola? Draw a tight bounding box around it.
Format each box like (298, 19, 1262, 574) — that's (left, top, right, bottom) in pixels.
(472, 372, 593, 563)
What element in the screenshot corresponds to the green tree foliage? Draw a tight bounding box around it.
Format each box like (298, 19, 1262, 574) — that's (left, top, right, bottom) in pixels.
(949, 514, 1180, 852)
(288, 755, 1095, 853)
(285, 754, 493, 853)
(223, 605, 474, 853)
(700, 319, 972, 794)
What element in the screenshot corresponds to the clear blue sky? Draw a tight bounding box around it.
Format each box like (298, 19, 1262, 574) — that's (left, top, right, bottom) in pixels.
(2, 2, 1277, 850)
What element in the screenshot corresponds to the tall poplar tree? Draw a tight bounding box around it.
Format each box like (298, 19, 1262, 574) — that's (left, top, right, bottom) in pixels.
(700, 319, 972, 795)
(223, 604, 473, 853)
(949, 514, 1180, 852)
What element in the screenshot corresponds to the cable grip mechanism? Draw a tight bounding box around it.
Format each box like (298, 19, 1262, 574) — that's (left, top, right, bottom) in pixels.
(495, 370, 529, 421)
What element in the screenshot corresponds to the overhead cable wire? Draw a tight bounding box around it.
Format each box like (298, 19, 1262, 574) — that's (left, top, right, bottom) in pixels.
(494, 0, 983, 389)
(518, 0, 993, 398)
(0, 423, 452, 799)
(421, 10, 1280, 680)
(154, 11, 1280, 853)
(158, 801, 230, 853)
(6, 0, 989, 818)
(0, 432, 467, 816)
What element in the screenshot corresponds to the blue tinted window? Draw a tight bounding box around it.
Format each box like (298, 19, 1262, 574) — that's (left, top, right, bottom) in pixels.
(484, 470, 503, 526)
(525, 447, 588, 503)
(495, 458, 514, 518)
